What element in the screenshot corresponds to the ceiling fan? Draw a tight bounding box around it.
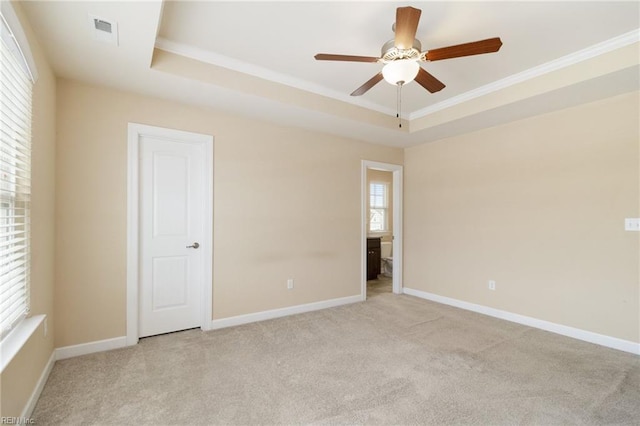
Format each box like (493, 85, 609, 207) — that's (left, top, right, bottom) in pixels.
(314, 6, 503, 97)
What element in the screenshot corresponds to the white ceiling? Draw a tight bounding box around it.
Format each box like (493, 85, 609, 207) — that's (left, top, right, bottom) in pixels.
(21, 1, 640, 147)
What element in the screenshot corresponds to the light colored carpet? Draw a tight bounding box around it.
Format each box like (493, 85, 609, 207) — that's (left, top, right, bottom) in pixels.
(33, 293, 639, 425)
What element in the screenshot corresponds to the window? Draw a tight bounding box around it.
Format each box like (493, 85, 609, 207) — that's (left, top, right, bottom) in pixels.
(369, 182, 389, 232)
(1, 13, 33, 340)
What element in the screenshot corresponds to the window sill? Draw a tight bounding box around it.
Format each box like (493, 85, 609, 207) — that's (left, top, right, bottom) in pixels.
(0, 315, 45, 373)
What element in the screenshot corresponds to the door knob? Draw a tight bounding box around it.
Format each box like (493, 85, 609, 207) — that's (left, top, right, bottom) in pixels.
(186, 242, 200, 249)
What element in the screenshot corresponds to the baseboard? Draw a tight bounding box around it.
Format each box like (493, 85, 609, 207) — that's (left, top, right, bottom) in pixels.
(403, 287, 640, 355)
(54, 297, 361, 357)
(21, 350, 55, 418)
(55, 336, 127, 360)
(211, 295, 362, 330)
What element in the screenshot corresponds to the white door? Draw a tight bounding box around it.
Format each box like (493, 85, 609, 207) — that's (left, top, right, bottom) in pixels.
(139, 135, 204, 337)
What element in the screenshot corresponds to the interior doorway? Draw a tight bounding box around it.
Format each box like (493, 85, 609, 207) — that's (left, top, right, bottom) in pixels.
(361, 160, 403, 300)
(126, 123, 213, 346)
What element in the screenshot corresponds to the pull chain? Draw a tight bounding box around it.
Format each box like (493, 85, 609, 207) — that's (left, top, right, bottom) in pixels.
(396, 82, 403, 128)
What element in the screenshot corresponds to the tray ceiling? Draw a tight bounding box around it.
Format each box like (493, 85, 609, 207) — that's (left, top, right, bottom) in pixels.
(21, 1, 640, 146)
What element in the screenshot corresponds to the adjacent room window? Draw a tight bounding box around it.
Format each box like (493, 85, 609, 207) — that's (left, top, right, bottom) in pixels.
(369, 182, 389, 232)
(1, 14, 33, 340)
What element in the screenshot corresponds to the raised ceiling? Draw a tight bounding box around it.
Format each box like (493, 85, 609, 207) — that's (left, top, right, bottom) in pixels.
(21, 1, 640, 146)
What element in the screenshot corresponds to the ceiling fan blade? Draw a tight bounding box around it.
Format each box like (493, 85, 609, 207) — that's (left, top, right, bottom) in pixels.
(415, 68, 446, 93)
(351, 72, 384, 96)
(425, 37, 503, 61)
(395, 6, 422, 50)
(314, 53, 380, 63)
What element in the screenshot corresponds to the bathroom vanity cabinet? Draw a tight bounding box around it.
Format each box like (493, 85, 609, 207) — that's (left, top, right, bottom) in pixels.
(366, 237, 381, 280)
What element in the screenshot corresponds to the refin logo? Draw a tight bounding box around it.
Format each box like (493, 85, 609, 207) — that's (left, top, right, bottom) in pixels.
(1, 417, 35, 425)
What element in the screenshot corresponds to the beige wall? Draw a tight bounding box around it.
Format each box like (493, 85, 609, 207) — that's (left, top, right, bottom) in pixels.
(54, 79, 403, 347)
(0, 1, 56, 417)
(405, 91, 640, 343)
(367, 169, 393, 243)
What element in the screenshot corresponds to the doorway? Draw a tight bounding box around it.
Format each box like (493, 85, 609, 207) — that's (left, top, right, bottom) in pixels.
(361, 160, 403, 300)
(126, 123, 213, 345)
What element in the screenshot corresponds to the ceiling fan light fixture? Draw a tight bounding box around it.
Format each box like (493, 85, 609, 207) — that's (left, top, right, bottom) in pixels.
(382, 59, 419, 85)
(314, 6, 502, 98)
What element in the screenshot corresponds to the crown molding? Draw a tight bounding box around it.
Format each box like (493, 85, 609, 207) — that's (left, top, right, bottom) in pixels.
(154, 37, 397, 117)
(410, 29, 640, 120)
(155, 29, 639, 123)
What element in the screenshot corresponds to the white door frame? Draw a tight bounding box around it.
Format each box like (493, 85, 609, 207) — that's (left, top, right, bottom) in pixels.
(126, 123, 213, 346)
(361, 160, 403, 299)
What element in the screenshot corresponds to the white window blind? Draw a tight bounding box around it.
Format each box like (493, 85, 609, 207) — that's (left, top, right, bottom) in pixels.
(369, 182, 388, 232)
(0, 14, 33, 340)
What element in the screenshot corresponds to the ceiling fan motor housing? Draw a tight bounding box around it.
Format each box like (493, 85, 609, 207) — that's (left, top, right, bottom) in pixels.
(381, 38, 422, 62)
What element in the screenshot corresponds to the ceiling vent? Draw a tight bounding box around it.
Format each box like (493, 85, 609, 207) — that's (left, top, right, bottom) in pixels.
(94, 19, 112, 33)
(87, 14, 118, 45)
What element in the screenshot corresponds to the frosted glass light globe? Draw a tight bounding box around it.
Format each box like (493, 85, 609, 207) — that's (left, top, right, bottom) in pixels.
(382, 60, 419, 85)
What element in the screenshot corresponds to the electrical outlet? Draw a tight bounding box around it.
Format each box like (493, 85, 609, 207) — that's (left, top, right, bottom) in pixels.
(287, 278, 294, 290)
(488, 280, 496, 291)
(625, 218, 640, 231)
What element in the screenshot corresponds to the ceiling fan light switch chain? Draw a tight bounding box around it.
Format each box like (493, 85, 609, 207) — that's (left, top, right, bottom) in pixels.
(397, 83, 403, 128)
